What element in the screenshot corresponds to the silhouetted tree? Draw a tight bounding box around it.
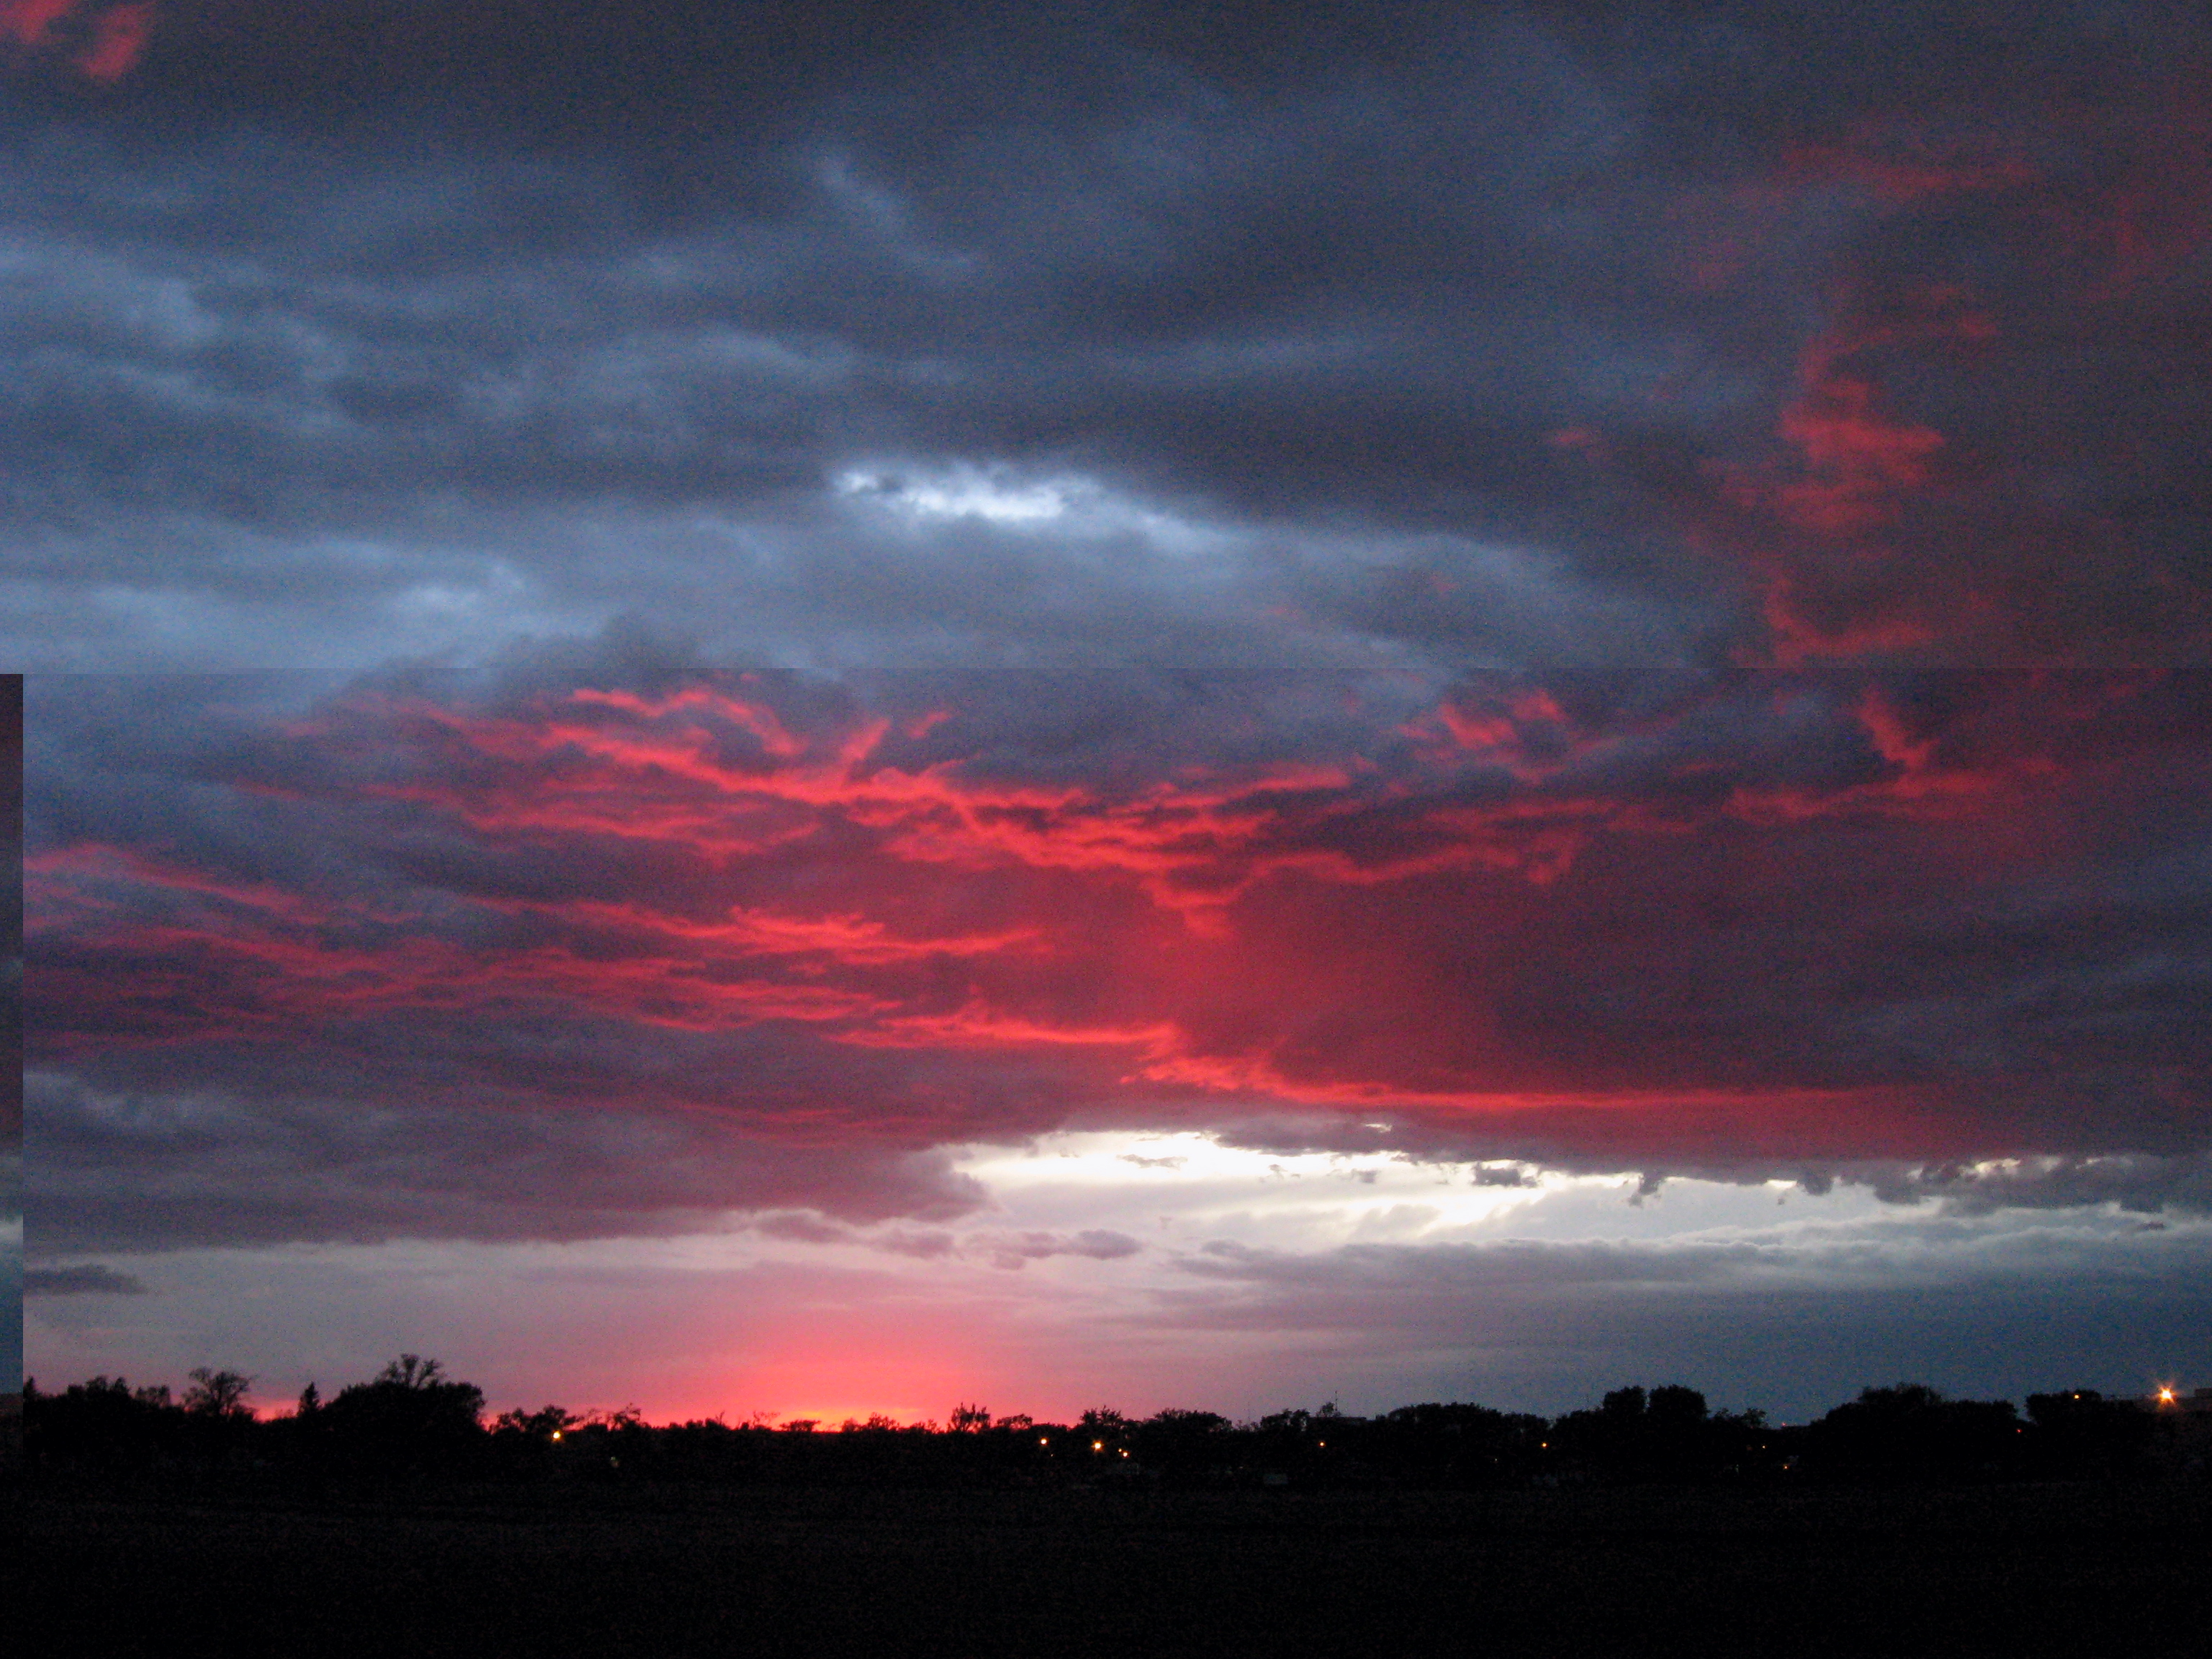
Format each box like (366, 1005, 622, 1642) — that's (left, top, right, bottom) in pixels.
(184, 1368, 254, 1420)
(318, 1354, 487, 1478)
(174, 1367, 261, 1471)
(1802, 1384, 2024, 1483)
(1130, 1408, 1233, 1485)
(483, 1403, 580, 1480)
(1545, 1383, 1776, 1484)
(1077, 1407, 1129, 1446)
(379, 1354, 447, 1390)
(1369, 1402, 1549, 1488)
(493, 1404, 580, 1439)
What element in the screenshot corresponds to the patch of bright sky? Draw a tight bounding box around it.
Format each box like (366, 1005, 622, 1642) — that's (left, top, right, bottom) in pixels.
(833, 462, 1233, 557)
(943, 1130, 1867, 1253)
(837, 464, 1077, 524)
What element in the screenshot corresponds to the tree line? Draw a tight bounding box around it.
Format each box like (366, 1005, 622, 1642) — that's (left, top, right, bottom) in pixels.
(19, 1361, 2195, 1493)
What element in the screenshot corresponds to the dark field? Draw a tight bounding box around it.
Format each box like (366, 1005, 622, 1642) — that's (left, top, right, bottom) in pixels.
(23, 1481, 2210, 1658)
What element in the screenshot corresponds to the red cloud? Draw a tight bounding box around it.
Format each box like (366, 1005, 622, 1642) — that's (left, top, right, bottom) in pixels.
(1740, 294, 1989, 548)
(1, 0, 80, 44)
(1779, 138, 2036, 204)
(1, 0, 150, 78)
(1705, 279, 2013, 667)
(1771, 369, 1943, 536)
(76, 0, 146, 77)
(26, 641, 2182, 1208)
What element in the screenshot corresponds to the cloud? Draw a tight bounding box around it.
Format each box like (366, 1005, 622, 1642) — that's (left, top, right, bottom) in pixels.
(5, 6, 2197, 683)
(26, 1067, 988, 1253)
(1861, 1153, 2212, 1217)
(25, 1262, 145, 1295)
(739, 1210, 1139, 1270)
(1, 0, 150, 82)
(971, 1228, 1143, 1271)
(23, 593, 2212, 1255)
(1156, 1208, 2212, 1343)
(13, 6, 2212, 1264)
(747, 1211, 956, 1259)
(1179, 1235, 1780, 1292)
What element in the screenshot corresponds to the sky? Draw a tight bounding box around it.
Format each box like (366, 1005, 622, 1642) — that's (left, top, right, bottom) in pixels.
(9, 1, 2212, 1425)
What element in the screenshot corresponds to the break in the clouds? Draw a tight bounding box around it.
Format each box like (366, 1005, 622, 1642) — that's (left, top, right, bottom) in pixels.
(12, 2, 2212, 1409)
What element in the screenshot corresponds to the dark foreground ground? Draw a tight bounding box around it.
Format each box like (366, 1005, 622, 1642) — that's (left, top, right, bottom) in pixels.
(22, 1480, 2211, 1658)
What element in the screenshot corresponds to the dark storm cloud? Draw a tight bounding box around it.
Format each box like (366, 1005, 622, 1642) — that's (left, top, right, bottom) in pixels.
(1860, 1151, 2212, 1215)
(12, 5, 2212, 1251)
(26, 1065, 987, 1253)
(7, 1, 2199, 672)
